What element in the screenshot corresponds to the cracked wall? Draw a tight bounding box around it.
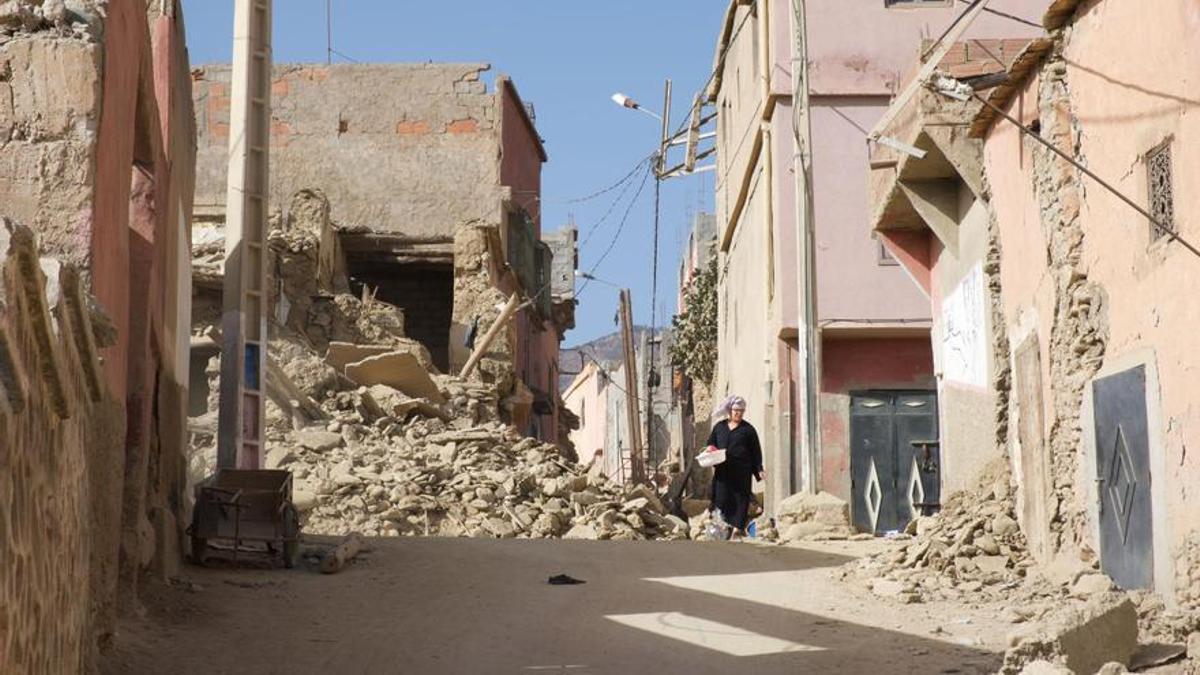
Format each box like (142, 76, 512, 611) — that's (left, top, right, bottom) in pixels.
(0, 220, 118, 674)
(192, 63, 510, 239)
(0, 1, 196, 668)
(983, 1, 1200, 597)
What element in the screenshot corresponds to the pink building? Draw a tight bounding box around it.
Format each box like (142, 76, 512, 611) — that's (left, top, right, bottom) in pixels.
(710, 0, 1044, 529)
(872, 0, 1200, 598)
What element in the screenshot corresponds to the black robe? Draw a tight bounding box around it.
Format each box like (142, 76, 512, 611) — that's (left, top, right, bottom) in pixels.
(706, 419, 762, 530)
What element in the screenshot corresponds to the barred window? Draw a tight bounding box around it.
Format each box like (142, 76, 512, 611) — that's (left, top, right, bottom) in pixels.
(1147, 141, 1174, 241)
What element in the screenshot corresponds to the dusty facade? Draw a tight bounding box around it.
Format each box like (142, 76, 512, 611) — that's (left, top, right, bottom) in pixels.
(709, 0, 1043, 528)
(190, 63, 572, 444)
(973, 0, 1200, 601)
(0, 0, 196, 671)
(868, 39, 1034, 533)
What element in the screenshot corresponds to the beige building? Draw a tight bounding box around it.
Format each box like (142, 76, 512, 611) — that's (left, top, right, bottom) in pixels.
(708, 0, 1043, 529)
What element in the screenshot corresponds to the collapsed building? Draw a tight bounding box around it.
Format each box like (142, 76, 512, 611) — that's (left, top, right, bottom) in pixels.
(189, 62, 575, 447)
(869, 0, 1200, 608)
(0, 1, 196, 672)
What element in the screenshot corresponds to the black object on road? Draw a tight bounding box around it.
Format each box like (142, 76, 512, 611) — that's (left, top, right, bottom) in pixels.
(547, 574, 585, 585)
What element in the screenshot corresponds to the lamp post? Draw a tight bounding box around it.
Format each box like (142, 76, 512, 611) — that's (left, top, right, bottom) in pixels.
(611, 83, 673, 481)
(611, 93, 663, 122)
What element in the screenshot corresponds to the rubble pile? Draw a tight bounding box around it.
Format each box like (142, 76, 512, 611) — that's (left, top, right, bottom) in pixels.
(270, 384, 688, 541)
(188, 189, 670, 540)
(839, 461, 1042, 604)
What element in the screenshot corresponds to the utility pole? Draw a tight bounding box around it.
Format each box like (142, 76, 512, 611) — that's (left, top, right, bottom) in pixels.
(790, 0, 820, 494)
(646, 78, 671, 478)
(218, 0, 272, 470)
(618, 288, 645, 484)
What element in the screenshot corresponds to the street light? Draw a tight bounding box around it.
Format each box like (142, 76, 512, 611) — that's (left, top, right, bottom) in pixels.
(611, 92, 663, 122)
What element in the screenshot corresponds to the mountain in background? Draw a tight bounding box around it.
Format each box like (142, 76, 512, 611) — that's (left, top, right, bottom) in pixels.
(558, 326, 651, 393)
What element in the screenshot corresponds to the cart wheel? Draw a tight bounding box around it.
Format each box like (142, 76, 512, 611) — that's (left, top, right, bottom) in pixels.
(191, 535, 208, 565)
(282, 504, 300, 569)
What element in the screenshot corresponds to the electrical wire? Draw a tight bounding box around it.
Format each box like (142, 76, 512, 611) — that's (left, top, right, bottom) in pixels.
(956, 0, 1042, 29)
(970, 90, 1200, 260)
(578, 156, 654, 249)
(550, 152, 657, 206)
(576, 161, 654, 297)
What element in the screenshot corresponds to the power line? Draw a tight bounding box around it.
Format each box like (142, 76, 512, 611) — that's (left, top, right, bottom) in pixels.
(577, 161, 654, 296)
(956, 0, 1042, 29)
(970, 90, 1200, 260)
(578, 156, 653, 249)
(550, 153, 656, 205)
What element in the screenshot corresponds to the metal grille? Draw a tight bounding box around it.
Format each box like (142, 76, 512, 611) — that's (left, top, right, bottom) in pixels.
(1147, 142, 1174, 240)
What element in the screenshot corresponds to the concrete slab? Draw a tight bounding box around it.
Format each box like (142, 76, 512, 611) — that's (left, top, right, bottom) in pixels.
(343, 351, 445, 403)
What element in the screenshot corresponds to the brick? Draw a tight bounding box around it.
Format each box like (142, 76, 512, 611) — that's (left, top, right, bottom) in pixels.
(447, 118, 478, 134)
(396, 120, 431, 135)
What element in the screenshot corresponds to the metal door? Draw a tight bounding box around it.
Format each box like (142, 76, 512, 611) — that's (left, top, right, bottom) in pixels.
(1092, 365, 1154, 589)
(850, 391, 939, 534)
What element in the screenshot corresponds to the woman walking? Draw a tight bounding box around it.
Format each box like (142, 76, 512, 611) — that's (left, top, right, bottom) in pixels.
(706, 395, 764, 538)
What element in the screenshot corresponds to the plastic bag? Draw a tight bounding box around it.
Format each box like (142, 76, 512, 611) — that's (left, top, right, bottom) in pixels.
(704, 509, 732, 541)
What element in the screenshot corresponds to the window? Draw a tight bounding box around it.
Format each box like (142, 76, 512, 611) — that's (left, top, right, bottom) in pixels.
(1147, 141, 1174, 241)
(885, 0, 952, 7)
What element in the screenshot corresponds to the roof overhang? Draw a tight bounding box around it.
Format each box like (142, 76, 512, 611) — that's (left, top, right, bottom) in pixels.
(867, 85, 986, 255)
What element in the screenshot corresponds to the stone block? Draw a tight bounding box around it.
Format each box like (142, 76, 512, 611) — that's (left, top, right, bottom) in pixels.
(1005, 597, 1137, 675)
(344, 351, 445, 403)
(1070, 572, 1114, 598)
(775, 490, 850, 526)
(295, 428, 343, 452)
(563, 523, 598, 540)
(782, 521, 831, 542)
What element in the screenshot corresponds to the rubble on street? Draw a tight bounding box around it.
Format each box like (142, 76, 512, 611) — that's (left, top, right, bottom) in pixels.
(837, 460, 1037, 605)
(276, 393, 689, 541)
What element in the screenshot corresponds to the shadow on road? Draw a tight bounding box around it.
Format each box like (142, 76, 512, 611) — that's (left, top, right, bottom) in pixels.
(104, 538, 999, 675)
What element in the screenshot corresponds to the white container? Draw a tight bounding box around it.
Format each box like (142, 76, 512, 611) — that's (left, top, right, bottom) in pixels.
(697, 448, 727, 468)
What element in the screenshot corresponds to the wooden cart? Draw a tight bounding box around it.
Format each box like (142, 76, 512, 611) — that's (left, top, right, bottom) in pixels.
(189, 469, 301, 568)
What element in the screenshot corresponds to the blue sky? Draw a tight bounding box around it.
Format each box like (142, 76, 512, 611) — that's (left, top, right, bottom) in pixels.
(180, 1, 726, 346)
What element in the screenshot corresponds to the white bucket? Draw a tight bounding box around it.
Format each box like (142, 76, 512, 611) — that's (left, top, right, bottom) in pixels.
(696, 448, 727, 468)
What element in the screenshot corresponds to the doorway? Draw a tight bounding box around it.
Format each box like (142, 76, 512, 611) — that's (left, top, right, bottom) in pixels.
(1092, 365, 1154, 589)
(849, 390, 939, 534)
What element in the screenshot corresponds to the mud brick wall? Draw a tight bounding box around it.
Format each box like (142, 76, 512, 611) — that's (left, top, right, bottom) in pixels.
(0, 221, 117, 673)
(192, 63, 508, 239)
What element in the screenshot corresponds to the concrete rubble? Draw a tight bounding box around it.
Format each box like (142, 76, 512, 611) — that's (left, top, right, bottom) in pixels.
(1003, 596, 1137, 675)
(837, 461, 1039, 605)
(831, 459, 1200, 672)
(189, 190, 681, 543)
(278, 392, 689, 540)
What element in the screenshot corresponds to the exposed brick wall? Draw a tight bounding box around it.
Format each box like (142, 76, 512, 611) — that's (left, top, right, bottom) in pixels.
(192, 63, 507, 239)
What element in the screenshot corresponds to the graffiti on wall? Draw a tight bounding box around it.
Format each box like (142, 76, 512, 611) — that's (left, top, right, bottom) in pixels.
(941, 263, 987, 388)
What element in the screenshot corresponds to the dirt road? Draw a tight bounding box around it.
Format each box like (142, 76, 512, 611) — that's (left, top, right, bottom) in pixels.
(103, 538, 1008, 674)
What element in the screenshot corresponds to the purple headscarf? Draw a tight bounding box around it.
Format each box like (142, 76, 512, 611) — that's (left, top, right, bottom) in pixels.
(713, 395, 747, 420)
